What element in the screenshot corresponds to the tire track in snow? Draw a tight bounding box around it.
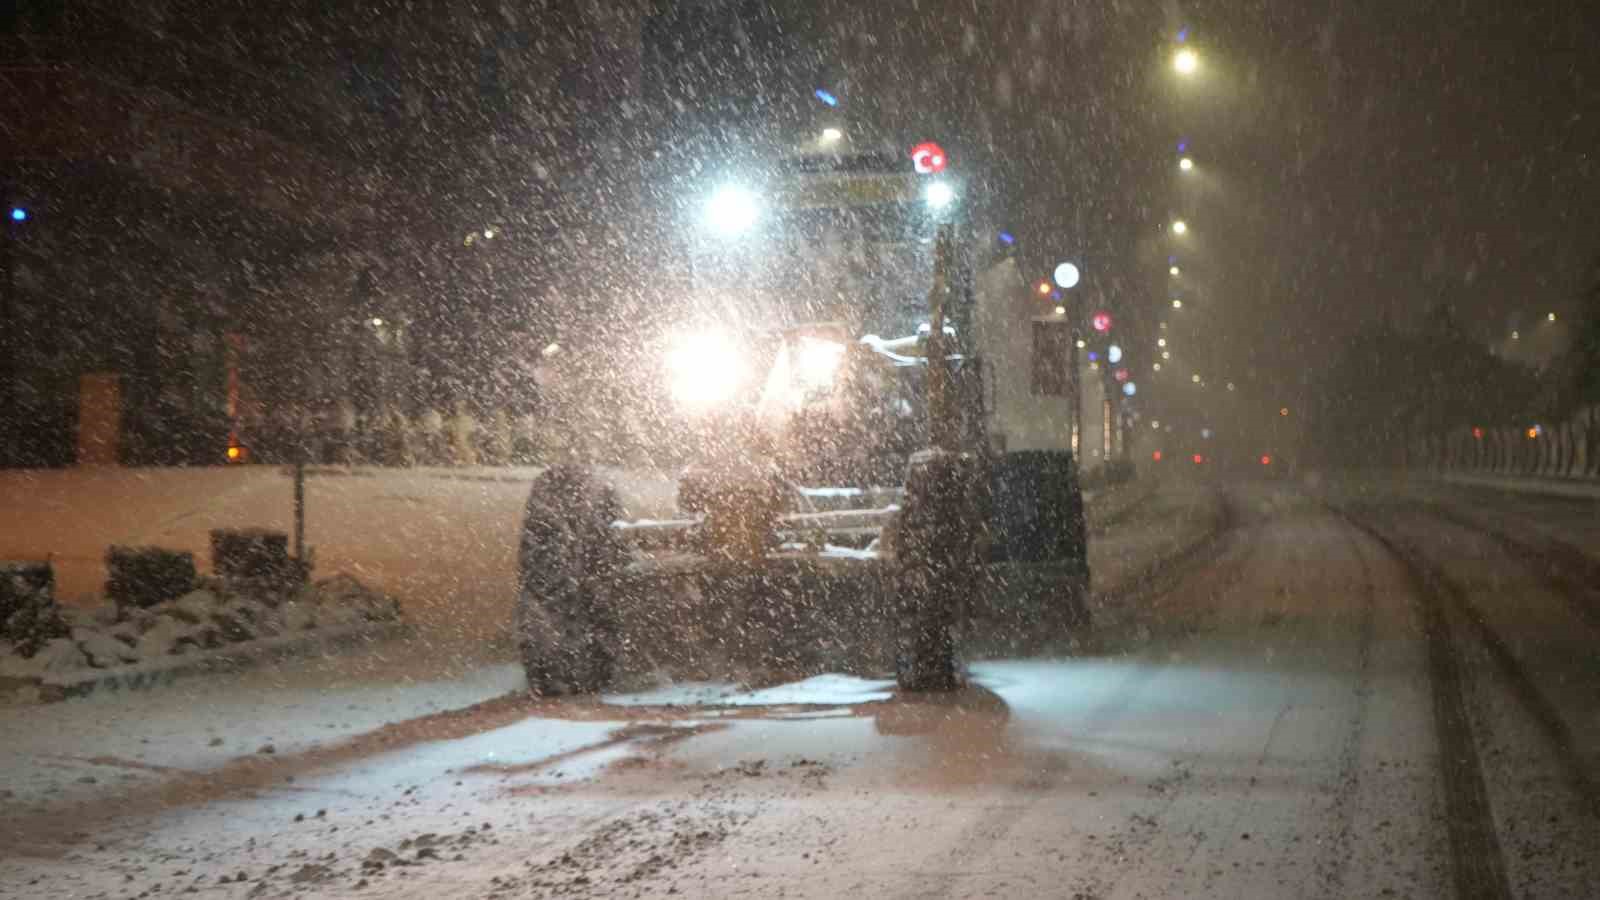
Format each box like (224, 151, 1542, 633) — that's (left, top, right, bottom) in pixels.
(1302, 514, 1380, 899)
(1325, 505, 1514, 900)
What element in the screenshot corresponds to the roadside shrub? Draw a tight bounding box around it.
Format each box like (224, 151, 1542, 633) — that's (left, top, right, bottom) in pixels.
(0, 561, 54, 623)
(106, 546, 196, 613)
(2, 561, 67, 656)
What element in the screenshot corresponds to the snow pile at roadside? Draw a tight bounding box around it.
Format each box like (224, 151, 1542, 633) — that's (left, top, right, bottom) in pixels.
(603, 673, 895, 709)
(0, 563, 400, 696)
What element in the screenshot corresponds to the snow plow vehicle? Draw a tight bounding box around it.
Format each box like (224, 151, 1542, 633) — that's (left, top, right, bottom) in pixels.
(515, 148, 1090, 694)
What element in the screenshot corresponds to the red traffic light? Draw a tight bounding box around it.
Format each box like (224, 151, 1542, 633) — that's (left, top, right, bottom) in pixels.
(1152, 450, 1163, 462)
(1092, 311, 1112, 333)
(1192, 454, 1204, 464)
(1260, 455, 1272, 466)
(1113, 367, 1130, 383)
(1472, 427, 1485, 440)
(910, 142, 948, 175)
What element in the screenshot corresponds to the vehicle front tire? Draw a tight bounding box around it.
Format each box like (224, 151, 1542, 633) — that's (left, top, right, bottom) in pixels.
(892, 452, 984, 692)
(515, 466, 627, 696)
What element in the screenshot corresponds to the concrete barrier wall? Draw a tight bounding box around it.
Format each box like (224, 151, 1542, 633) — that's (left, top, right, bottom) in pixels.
(1420, 405, 1600, 482)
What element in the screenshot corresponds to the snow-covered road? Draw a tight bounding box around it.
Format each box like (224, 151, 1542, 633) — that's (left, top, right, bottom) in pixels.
(10, 476, 1595, 898)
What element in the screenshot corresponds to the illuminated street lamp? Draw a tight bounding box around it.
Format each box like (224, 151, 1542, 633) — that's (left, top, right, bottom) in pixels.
(1171, 220, 1188, 235)
(821, 127, 843, 144)
(1179, 157, 1195, 172)
(1548, 312, 1558, 322)
(1174, 48, 1199, 76)
(1169, 265, 1181, 277)
(1171, 298, 1183, 309)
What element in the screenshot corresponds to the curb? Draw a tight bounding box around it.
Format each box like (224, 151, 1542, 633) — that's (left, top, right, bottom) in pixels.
(1429, 472, 1600, 501)
(286, 465, 544, 485)
(4, 621, 414, 705)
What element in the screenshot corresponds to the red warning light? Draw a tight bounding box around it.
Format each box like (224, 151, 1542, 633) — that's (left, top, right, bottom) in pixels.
(1192, 454, 1204, 464)
(1472, 427, 1485, 440)
(1114, 367, 1130, 383)
(1152, 450, 1163, 462)
(1260, 455, 1272, 466)
(910, 142, 948, 174)
(1091, 311, 1113, 333)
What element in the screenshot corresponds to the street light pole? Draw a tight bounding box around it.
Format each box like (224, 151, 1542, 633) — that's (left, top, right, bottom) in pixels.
(925, 226, 958, 452)
(1, 189, 19, 465)
(1068, 328, 1083, 459)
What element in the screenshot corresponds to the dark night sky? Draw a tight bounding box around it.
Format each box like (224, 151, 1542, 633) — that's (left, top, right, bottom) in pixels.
(858, 0, 1600, 442)
(14, 0, 1598, 449)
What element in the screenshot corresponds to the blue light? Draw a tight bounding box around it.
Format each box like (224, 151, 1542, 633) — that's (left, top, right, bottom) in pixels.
(1050, 290, 1062, 301)
(998, 231, 1015, 245)
(1088, 351, 1099, 362)
(814, 89, 839, 107)
(1168, 255, 1177, 264)
(1177, 140, 1189, 153)
(9, 207, 25, 222)
(1177, 27, 1190, 43)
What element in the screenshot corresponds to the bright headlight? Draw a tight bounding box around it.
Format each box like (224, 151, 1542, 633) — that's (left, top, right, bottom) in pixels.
(795, 337, 846, 389)
(667, 330, 745, 411)
(705, 185, 759, 235)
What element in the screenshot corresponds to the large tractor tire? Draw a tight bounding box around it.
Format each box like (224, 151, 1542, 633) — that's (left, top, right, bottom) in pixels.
(893, 451, 986, 691)
(515, 466, 628, 696)
(987, 450, 1092, 631)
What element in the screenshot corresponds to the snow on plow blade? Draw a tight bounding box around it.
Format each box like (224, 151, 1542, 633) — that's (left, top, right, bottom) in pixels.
(514, 460, 1089, 696)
